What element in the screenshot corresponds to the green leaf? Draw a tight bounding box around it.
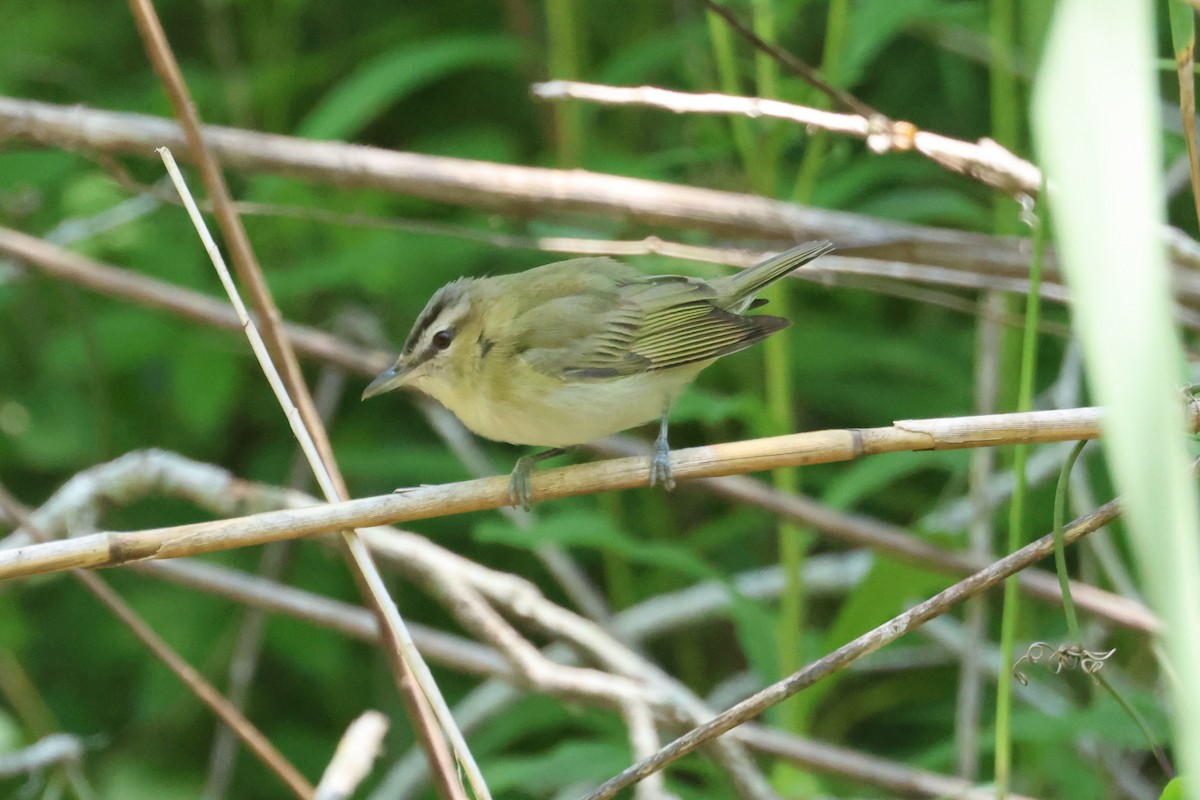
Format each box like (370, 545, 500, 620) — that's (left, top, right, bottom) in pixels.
(841, 0, 956, 86)
(793, 559, 946, 719)
(297, 34, 524, 140)
(473, 510, 720, 583)
(1034, 0, 1200, 778)
(821, 450, 957, 510)
(485, 739, 631, 794)
(1162, 777, 1194, 800)
(1169, 0, 1196, 59)
(170, 335, 242, 439)
(725, 589, 782, 685)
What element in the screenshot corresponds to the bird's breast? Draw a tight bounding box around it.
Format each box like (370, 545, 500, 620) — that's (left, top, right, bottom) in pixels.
(427, 364, 707, 447)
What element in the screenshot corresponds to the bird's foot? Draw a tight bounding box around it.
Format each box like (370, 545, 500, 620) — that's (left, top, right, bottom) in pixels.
(508, 455, 536, 511)
(505, 448, 568, 511)
(649, 438, 675, 491)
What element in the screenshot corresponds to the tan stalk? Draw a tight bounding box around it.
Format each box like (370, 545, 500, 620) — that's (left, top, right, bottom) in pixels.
(156, 148, 484, 800)
(3, 404, 1190, 582)
(0, 484, 314, 799)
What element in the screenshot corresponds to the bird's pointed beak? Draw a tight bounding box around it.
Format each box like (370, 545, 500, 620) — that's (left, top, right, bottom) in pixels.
(362, 361, 412, 400)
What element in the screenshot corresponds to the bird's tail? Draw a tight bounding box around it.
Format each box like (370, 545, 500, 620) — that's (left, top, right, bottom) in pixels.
(721, 240, 835, 304)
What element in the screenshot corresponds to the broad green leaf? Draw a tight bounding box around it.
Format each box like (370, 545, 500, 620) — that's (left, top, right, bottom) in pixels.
(1034, 0, 1200, 787)
(792, 559, 946, 719)
(1164, 778, 1195, 800)
(474, 510, 719, 583)
(841, 0, 956, 86)
(821, 449, 960, 511)
(484, 739, 631, 794)
(297, 35, 524, 140)
(170, 334, 242, 440)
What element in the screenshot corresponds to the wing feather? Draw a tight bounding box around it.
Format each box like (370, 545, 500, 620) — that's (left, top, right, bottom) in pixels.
(511, 260, 798, 380)
(558, 278, 790, 378)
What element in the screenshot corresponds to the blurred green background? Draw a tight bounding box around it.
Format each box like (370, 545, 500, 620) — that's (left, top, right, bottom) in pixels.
(0, 1, 1189, 798)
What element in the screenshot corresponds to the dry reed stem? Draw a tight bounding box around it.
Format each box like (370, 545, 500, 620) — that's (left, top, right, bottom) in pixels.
(0, 96, 1005, 249)
(0, 484, 314, 799)
(0, 97, 1115, 275)
(533, 80, 1042, 196)
(580, 497, 1123, 799)
(1, 405, 1180, 582)
(590, 438, 1157, 631)
(123, 0, 470, 789)
(0, 448, 1090, 799)
(0, 230, 1157, 630)
(152, 146, 476, 798)
(315, 711, 389, 800)
(6, 96, 1200, 286)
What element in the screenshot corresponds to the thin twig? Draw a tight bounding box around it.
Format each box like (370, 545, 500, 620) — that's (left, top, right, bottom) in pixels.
(579, 497, 1124, 799)
(0, 483, 314, 799)
(155, 147, 479, 799)
(532, 80, 1041, 196)
(0, 225, 380, 374)
(698, 0, 877, 117)
(9, 94, 1200, 297)
(315, 711, 389, 800)
(0, 219, 1099, 334)
(87, 169, 1076, 332)
(0, 405, 1181, 582)
(124, 0, 469, 794)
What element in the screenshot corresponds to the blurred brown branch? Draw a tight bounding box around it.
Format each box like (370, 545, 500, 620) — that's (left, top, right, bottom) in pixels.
(6, 96, 1200, 326)
(124, 0, 467, 791)
(0, 226, 1155, 633)
(0, 482, 314, 799)
(3, 448, 1044, 800)
(0, 96, 1081, 272)
(582, 495, 1123, 800)
(1, 404, 1180, 582)
(533, 80, 1041, 196)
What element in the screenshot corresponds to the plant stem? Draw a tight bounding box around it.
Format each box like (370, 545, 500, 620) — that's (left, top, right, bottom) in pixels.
(545, 0, 583, 167)
(994, 187, 1047, 800)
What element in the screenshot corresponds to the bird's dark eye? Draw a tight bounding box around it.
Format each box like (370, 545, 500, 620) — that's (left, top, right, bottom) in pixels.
(432, 330, 453, 350)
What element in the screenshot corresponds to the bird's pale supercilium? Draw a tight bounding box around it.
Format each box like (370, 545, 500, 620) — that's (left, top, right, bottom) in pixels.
(363, 241, 835, 509)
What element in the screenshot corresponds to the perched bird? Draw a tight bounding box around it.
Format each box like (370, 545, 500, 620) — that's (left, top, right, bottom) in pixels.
(363, 240, 834, 509)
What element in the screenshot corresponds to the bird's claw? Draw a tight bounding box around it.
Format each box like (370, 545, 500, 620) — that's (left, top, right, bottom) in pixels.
(508, 456, 534, 511)
(649, 443, 675, 491)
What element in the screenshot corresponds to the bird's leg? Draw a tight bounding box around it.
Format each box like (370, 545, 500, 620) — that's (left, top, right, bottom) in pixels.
(508, 447, 569, 511)
(649, 406, 676, 491)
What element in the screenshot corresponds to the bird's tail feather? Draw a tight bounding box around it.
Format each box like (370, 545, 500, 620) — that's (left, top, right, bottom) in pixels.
(722, 240, 835, 302)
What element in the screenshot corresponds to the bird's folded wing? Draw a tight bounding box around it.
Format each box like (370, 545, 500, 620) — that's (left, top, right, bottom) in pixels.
(520, 274, 789, 379)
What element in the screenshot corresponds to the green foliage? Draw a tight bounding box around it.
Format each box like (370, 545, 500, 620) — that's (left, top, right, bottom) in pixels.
(475, 510, 720, 582)
(0, 0, 1190, 798)
(297, 35, 526, 141)
(1165, 778, 1196, 800)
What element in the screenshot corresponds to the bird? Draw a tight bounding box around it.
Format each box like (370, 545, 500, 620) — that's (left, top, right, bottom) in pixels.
(362, 240, 834, 509)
